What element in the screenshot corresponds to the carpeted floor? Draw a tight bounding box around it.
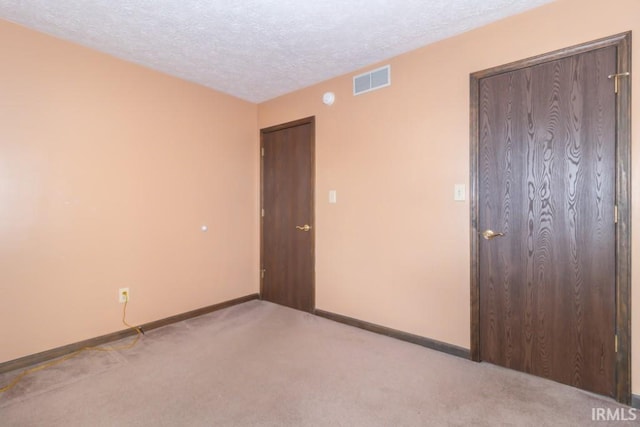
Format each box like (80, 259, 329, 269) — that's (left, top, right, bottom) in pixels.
(0, 300, 635, 426)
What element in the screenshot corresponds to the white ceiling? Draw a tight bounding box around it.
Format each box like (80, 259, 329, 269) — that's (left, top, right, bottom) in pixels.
(0, 0, 555, 103)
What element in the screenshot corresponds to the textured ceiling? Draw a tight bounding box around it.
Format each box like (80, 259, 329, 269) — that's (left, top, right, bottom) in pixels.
(0, 0, 555, 103)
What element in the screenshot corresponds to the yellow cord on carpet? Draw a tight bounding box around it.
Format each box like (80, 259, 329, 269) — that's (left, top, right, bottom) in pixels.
(0, 300, 142, 394)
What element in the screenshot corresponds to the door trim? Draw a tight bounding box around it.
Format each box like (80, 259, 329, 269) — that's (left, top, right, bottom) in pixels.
(259, 116, 316, 312)
(469, 32, 631, 404)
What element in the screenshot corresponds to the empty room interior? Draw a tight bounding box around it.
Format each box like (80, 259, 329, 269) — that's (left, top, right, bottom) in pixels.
(1, 0, 640, 425)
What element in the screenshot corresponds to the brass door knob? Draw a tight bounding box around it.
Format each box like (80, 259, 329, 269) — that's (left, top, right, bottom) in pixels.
(481, 229, 505, 240)
(295, 224, 312, 232)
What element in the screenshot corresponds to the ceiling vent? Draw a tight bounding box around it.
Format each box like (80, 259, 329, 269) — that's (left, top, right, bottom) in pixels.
(353, 65, 391, 96)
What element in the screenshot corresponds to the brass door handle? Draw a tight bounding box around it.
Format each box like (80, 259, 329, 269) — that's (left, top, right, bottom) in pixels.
(481, 229, 505, 240)
(296, 224, 312, 232)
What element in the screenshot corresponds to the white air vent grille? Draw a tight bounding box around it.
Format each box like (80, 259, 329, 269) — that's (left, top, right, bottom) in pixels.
(353, 65, 391, 95)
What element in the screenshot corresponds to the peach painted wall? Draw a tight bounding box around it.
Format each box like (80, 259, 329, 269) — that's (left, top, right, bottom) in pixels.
(0, 20, 259, 363)
(258, 0, 640, 393)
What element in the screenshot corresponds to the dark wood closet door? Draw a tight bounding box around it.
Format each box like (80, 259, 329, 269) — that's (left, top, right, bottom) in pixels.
(478, 46, 616, 396)
(261, 118, 315, 312)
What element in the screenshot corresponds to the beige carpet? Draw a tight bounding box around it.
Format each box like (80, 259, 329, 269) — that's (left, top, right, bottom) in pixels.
(0, 300, 634, 426)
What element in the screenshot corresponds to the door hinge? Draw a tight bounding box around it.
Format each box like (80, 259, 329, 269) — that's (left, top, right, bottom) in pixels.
(608, 72, 630, 94)
(261, 147, 265, 157)
(615, 334, 618, 353)
(614, 205, 618, 224)
(261, 269, 266, 279)
(261, 208, 265, 217)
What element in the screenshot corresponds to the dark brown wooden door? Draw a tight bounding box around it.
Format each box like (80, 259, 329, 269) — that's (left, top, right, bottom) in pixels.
(478, 47, 616, 396)
(261, 117, 314, 312)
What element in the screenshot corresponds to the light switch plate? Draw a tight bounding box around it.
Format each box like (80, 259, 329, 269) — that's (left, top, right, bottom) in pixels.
(329, 190, 337, 204)
(454, 184, 466, 201)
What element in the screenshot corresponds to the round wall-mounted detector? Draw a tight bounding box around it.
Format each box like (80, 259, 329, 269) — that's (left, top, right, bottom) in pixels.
(201, 225, 208, 232)
(322, 92, 335, 106)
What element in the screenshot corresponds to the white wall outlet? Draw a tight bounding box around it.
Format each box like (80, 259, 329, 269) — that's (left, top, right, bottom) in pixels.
(118, 288, 130, 303)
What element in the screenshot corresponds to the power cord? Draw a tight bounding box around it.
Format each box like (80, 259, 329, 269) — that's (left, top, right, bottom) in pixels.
(0, 299, 143, 394)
